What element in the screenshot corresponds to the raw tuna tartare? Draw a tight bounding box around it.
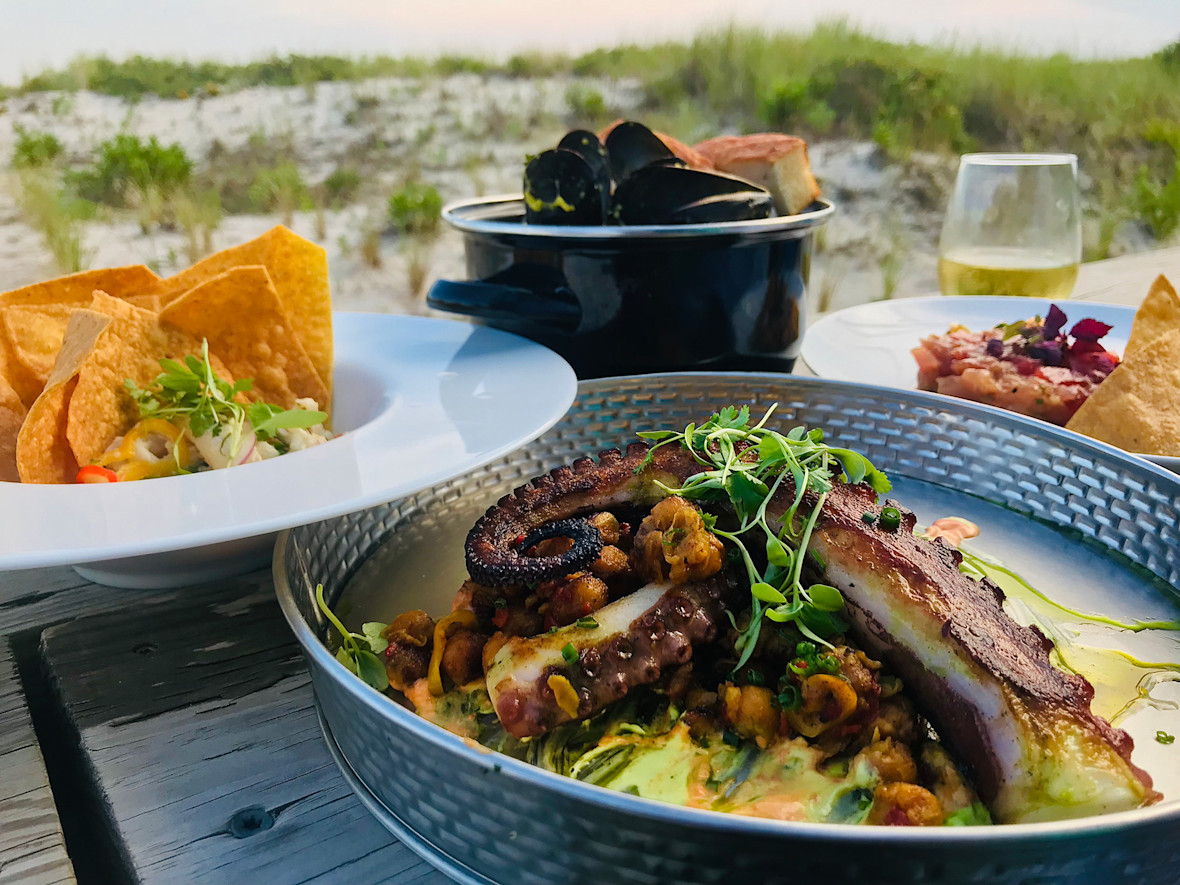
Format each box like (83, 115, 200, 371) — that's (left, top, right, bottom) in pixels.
(912, 304, 1120, 425)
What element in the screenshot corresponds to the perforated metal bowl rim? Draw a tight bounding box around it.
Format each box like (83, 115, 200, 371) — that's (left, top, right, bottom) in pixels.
(274, 371, 1180, 844)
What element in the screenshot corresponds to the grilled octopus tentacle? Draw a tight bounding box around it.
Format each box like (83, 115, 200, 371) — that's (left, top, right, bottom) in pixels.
(790, 483, 1159, 824)
(464, 442, 701, 587)
(486, 575, 738, 738)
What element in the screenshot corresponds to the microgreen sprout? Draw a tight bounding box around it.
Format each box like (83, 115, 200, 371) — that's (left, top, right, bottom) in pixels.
(315, 583, 389, 691)
(124, 339, 327, 464)
(636, 404, 891, 671)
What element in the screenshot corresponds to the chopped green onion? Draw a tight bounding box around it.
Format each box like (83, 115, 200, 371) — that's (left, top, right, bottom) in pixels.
(818, 654, 841, 674)
(575, 616, 599, 629)
(796, 641, 816, 658)
(776, 685, 800, 710)
(561, 642, 578, 665)
(1157, 730, 1176, 745)
(788, 658, 811, 676)
(745, 668, 765, 686)
(493, 597, 507, 610)
(861, 511, 876, 524)
(880, 506, 902, 531)
(722, 729, 742, 747)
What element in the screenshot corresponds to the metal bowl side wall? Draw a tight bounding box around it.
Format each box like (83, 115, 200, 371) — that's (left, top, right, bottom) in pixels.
(276, 374, 1180, 885)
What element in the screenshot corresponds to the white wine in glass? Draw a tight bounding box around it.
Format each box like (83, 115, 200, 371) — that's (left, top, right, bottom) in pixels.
(938, 154, 1081, 298)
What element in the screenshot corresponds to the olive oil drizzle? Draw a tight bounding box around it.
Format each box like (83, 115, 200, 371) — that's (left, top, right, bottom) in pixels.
(957, 547, 1180, 724)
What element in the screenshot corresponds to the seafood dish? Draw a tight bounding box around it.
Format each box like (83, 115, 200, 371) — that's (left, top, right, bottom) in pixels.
(912, 304, 1119, 425)
(319, 405, 1159, 827)
(522, 121, 821, 227)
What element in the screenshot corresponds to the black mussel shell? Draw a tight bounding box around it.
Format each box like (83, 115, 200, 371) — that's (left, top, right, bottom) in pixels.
(605, 121, 681, 184)
(523, 149, 607, 225)
(557, 130, 611, 214)
(612, 165, 773, 225)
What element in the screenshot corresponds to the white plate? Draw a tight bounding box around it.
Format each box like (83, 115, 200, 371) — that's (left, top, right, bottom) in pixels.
(798, 295, 1180, 473)
(1, 314, 577, 587)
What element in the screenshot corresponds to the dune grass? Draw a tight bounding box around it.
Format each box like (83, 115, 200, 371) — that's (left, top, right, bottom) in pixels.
(7, 25, 1180, 241)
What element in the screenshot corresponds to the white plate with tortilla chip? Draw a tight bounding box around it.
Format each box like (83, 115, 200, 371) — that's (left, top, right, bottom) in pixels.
(799, 294, 1180, 472)
(0, 314, 577, 588)
(800, 295, 1135, 391)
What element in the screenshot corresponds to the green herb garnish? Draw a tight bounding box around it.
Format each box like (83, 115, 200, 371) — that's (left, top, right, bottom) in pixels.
(561, 642, 579, 665)
(124, 339, 327, 462)
(879, 506, 902, 532)
(315, 583, 389, 691)
(943, 802, 992, 826)
(575, 616, 599, 629)
(636, 404, 891, 671)
(1157, 730, 1175, 745)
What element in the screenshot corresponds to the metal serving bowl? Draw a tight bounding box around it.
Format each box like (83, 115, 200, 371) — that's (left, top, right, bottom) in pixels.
(275, 375, 1180, 885)
(426, 196, 834, 378)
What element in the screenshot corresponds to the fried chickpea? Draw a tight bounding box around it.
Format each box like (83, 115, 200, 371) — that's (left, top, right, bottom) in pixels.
(785, 674, 859, 738)
(868, 782, 944, 827)
(440, 628, 487, 687)
(857, 738, 918, 783)
(631, 496, 724, 584)
(586, 511, 621, 545)
(590, 545, 632, 581)
(722, 682, 780, 747)
(546, 573, 610, 626)
(381, 610, 435, 692)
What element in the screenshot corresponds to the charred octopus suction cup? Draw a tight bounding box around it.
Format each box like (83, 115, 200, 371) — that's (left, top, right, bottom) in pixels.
(465, 517, 604, 587)
(523, 149, 607, 225)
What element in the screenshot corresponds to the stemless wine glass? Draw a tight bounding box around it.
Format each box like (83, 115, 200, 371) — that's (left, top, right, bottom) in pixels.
(938, 153, 1081, 298)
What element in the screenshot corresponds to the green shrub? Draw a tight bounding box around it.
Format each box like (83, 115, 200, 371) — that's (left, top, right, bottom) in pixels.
(17, 169, 90, 273)
(11, 127, 64, 168)
(72, 133, 192, 205)
(323, 165, 362, 206)
(388, 181, 442, 237)
(565, 84, 608, 124)
(1156, 39, 1180, 73)
(1133, 157, 1180, 240)
(248, 162, 311, 223)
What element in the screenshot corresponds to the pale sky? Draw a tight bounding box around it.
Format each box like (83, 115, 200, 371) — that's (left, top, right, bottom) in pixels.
(1, 0, 1177, 84)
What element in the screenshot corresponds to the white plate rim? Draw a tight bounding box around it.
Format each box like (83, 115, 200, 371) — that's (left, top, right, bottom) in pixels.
(0, 313, 577, 571)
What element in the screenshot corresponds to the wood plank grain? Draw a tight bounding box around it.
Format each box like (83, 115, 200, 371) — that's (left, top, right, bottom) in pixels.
(0, 640, 76, 885)
(42, 581, 451, 885)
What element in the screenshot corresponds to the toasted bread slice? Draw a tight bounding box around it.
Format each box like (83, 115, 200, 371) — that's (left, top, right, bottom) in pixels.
(693, 134, 821, 215)
(597, 119, 715, 171)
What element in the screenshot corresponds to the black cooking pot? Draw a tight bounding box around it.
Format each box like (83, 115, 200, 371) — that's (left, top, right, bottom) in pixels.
(426, 195, 834, 378)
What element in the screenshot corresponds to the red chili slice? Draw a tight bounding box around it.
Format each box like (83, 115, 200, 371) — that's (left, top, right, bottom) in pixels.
(76, 465, 118, 483)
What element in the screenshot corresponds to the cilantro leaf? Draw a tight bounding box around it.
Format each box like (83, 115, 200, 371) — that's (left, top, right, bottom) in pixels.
(247, 402, 328, 441)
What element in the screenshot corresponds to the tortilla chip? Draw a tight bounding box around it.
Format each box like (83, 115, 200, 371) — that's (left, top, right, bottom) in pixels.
(16, 309, 113, 484)
(1126, 275, 1180, 358)
(0, 266, 163, 309)
(16, 379, 79, 484)
(64, 292, 231, 467)
(0, 267, 164, 406)
(3, 303, 78, 405)
(0, 374, 26, 482)
(160, 265, 329, 412)
(1066, 328, 1180, 456)
(124, 293, 162, 312)
(159, 226, 333, 399)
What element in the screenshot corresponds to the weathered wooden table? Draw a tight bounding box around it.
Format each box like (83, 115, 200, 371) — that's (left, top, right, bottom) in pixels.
(0, 566, 451, 885)
(2, 247, 1176, 884)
